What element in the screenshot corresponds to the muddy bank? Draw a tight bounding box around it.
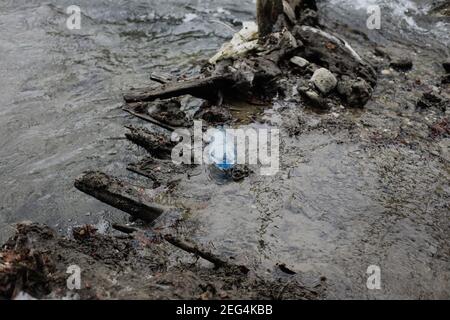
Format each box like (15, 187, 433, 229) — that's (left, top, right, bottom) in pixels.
(0, 223, 325, 300)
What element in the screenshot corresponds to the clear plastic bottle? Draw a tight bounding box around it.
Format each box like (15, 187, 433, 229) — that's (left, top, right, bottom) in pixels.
(208, 127, 236, 169)
(207, 127, 236, 183)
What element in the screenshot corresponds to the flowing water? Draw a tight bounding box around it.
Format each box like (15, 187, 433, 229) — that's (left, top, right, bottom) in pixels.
(0, 0, 449, 298)
(0, 0, 256, 239)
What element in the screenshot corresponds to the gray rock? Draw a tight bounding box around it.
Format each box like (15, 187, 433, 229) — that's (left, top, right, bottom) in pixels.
(282, 30, 299, 48)
(310, 68, 337, 94)
(337, 76, 372, 108)
(305, 90, 321, 103)
(290, 56, 310, 68)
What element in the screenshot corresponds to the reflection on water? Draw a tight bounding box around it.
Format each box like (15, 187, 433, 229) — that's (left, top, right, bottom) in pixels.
(0, 0, 255, 240)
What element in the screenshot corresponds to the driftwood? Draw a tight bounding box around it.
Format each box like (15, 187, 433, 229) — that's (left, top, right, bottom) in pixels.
(123, 60, 283, 111)
(125, 126, 175, 160)
(257, 0, 318, 37)
(164, 235, 249, 274)
(74, 171, 168, 223)
(123, 103, 176, 132)
(123, 75, 234, 104)
(257, 0, 284, 37)
(124, 99, 193, 130)
(127, 157, 191, 186)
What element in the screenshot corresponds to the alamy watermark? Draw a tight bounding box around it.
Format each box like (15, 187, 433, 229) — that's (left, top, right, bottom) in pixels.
(366, 265, 382, 290)
(367, 5, 381, 30)
(171, 121, 280, 176)
(65, 4, 382, 31)
(66, 265, 81, 290)
(66, 5, 81, 30)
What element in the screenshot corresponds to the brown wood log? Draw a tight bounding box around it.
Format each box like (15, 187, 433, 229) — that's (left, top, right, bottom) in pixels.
(257, 0, 284, 38)
(123, 75, 234, 103)
(257, 0, 318, 37)
(74, 171, 168, 223)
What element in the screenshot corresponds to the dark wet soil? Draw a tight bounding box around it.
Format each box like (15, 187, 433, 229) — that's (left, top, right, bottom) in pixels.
(0, 223, 325, 300)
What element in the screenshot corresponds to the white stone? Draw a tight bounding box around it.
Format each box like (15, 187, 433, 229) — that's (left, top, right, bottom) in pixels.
(310, 68, 337, 94)
(209, 21, 259, 64)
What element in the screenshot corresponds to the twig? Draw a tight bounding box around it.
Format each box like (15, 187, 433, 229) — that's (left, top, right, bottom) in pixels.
(164, 234, 249, 274)
(164, 234, 228, 268)
(123, 104, 176, 132)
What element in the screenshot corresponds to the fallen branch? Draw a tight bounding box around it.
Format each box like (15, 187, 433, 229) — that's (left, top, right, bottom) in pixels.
(164, 234, 249, 274)
(123, 75, 234, 103)
(123, 103, 176, 132)
(74, 171, 168, 223)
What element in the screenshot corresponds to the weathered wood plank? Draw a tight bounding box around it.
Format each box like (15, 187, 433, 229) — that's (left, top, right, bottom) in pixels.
(75, 171, 168, 223)
(123, 75, 234, 103)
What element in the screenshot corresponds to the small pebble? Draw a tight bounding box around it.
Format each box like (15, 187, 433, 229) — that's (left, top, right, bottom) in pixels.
(290, 56, 310, 68)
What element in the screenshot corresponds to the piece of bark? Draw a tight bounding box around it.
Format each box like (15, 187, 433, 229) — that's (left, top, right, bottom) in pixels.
(74, 171, 167, 223)
(123, 75, 234, 103)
